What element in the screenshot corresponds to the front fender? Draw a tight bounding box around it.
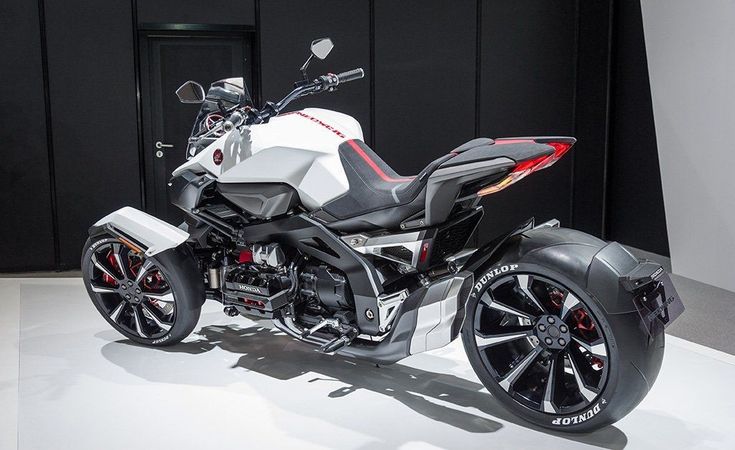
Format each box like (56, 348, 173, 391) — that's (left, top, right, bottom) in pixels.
(89, 206, 189, 257)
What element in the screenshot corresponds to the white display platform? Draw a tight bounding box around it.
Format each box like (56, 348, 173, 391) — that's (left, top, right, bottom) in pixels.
(1, 278, 733, 449)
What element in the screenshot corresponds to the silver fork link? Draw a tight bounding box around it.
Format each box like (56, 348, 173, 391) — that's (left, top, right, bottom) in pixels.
(301, 317, 341, 338)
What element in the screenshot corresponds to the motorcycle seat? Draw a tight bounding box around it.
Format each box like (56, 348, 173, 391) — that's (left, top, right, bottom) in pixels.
(318, 140, 447, 223)
(318, 138, 558, 232)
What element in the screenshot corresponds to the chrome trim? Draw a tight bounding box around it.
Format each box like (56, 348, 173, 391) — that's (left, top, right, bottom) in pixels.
(377, 289, 409, 332)
(446, 248, 476, 273)
(305, 317, 341, 336)
(341, 230, 425, 268)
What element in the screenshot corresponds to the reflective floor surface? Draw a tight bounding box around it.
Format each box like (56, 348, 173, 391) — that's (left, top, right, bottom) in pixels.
(1, 278, 734, 450)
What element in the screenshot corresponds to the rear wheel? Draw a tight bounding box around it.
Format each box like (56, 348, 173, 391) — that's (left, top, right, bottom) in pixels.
(462, 261, 663, 432)
(82, 235, 203, 346)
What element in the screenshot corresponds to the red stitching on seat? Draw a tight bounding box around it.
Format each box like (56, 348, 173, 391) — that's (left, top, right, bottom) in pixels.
(346, 140, 414, 183)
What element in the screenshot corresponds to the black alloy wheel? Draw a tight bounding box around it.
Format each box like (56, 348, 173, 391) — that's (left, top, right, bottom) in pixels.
(85, 238, 177, 339)
(470, 272, 609, 415)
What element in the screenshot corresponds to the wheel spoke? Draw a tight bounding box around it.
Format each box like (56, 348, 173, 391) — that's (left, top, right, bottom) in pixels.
(542, 354, 560, 413)
(515, 274, 546, 313)
(566, 351, 598, 402)
(141, 303, 172, 332)
(499, 345, 543, 392)
(475, 328, 534, 350)
(134, 259, 155, 285)
(109, 300, 126, 323)
(143, 289, 174, 304)
(91, 253, 118, 281)
(90, 281, 117, 293)
(132, 307, 148, 338)
(112, 243, 128, 278)
(559, 293, 580, 320)
(480, 292, 533, 321)
(572, 335, 607, 358)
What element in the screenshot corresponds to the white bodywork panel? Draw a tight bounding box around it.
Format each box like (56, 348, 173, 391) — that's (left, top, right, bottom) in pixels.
(172, 108, 363, 210)
(94, 207, 189, 257)
(409, 275, 467, 355)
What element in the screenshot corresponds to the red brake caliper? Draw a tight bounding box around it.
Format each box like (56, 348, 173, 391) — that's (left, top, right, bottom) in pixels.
(102, 250, 119, 286)
(572, 309, 604, 369)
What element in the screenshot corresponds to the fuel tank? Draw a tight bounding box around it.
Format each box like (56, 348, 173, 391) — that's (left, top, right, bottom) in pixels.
(173, 108, 363, 210)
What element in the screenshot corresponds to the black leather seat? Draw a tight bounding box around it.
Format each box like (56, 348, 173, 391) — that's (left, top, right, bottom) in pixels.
(320, 140, 452, 222)
(318, 137, 559, 232)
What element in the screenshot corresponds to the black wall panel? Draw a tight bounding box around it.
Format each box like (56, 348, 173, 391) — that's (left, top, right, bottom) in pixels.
(0, 0, 671, 272)
(44, 0, 141, 268)
(572, 0, 612, 238)
(137, 0, 255, 26)
(477, 0, 577, 242)
(0, 1, 56, 271)
(606, 0, 669, 255)
(259, 0, 371, 143)
(373, 0, 476, 175)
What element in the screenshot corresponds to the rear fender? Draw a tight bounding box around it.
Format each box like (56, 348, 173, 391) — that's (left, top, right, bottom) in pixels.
(89, 206, 189, 257)
(472, 223, 675, 316)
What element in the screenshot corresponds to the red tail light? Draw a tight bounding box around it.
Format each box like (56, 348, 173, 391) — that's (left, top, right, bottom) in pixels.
(477, 141, 573, 197)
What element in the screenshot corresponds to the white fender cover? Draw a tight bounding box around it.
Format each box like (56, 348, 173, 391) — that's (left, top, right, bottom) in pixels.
(94, 207, 189, 257)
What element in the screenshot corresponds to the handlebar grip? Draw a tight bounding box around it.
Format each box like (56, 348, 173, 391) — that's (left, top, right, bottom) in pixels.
(336, 68, 364, 84)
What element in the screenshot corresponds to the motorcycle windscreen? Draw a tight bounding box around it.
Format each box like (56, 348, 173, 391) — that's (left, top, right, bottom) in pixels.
(632, 273, 685, 337)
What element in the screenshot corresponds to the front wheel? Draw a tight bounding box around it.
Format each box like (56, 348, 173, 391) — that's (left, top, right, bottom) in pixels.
(82, 234, 204, 346)
(462, 261, 664, 432)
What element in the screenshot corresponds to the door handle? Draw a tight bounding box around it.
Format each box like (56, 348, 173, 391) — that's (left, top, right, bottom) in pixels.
(155, 141, 174, 149)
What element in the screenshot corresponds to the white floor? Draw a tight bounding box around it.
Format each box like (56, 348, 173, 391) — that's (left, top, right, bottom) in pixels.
(1, 278, 734, 450)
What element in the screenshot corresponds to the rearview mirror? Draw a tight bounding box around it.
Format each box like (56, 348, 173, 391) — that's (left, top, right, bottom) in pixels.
(176, 81, 206, 104)
(310, 38, 334, 60)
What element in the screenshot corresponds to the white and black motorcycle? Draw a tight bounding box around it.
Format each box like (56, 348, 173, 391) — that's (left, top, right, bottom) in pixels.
(82, 38, 683, 432)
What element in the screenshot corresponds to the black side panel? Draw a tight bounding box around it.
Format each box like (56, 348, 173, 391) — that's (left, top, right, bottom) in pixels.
(606, 0, 669, 256)
(477, 0, 577, 243)
(217, 183, 298, 219)
(241, 214, 384, 334)
(136, 0, 256, 26)
(0, 1, 56, 271)
(45, 0, 141, 269)
(374, 0, 476, 174)
(259, 0, 371, 141)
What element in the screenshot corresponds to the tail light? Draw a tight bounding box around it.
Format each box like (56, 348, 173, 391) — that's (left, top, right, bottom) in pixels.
(477, 141, 574, 197)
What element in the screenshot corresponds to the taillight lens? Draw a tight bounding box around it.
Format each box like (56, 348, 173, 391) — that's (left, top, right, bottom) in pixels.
(535, 141, 573, 170)
(477, 141, 573, 197)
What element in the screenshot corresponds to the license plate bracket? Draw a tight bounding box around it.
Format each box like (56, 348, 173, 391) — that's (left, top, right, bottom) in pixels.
(632, 273, 685, 337)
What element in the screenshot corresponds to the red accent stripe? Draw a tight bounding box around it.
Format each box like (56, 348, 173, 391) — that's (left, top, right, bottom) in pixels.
(346, 140, 414, 183)
(494, 139, 535, 145)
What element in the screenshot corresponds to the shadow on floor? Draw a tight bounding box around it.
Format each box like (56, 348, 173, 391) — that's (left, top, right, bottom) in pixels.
(104, 323, 628, 449)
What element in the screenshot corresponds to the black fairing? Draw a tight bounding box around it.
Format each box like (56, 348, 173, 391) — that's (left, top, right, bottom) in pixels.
(169, 171, 215, 212)
(217, 183, 298, 219)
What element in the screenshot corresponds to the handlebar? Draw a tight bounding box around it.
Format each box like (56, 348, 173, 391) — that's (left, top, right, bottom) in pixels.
(222, 67, 365, 129)
(336, 68, 365, 84)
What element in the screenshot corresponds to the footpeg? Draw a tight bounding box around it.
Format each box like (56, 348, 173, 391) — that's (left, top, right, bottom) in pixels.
(320, 334, 353, 353)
